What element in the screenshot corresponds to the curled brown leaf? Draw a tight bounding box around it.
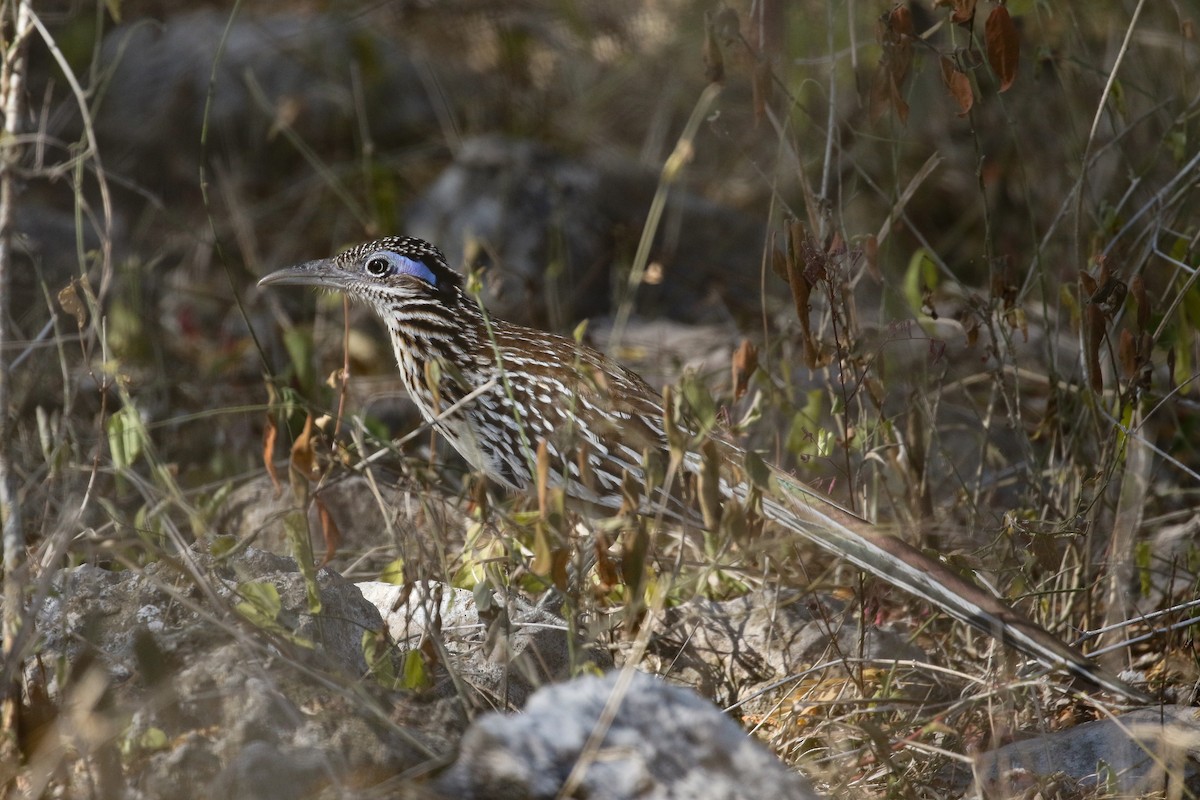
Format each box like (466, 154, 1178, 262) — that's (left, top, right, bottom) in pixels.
(986, 5, 1019, 92)
(290, 413, 319, 482)
(263, 414, 281, 494)
(731, 339, 759, 402)
(315, 496, 341, 567)
(940, 56, 974, 116)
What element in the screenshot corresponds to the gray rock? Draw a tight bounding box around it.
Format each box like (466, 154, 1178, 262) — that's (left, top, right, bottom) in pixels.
(26, 547, 449, 796)
(358, 580, 611, 708)
(973, 705, 1200, 797)
(407, 136, 768, 327)
(81, 10, 436, 185)
(208, 740, 330, 800)
(434, 670, 820, 800)
(31, 544, 380, 686)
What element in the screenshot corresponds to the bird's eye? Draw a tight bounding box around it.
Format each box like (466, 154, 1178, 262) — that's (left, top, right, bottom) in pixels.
(362, 250, 438, 286)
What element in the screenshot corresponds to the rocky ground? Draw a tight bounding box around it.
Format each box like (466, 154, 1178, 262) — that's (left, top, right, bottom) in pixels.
(22, 533, 1200, 798)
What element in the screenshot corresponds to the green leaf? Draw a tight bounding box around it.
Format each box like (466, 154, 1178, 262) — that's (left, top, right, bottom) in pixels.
(107, 404, 144, 471)
(679, 373, 717, 433)
(282, 504, 322, 615)
(473, 581, 497, 614)
(744, 450, 772, 490)
(362, 629, 400, 689)
(379, 558, 406, 585)
(358, 413, 390, 442)
(1135, 541, 1152, 597)
(572, 319, 589, 343)
(139, 727, 168, 752)
(209, 535, 238, 558)
(235, 581, 315, 649)
(120, 724, 168, 758)
(196, 482, 233, 523)
(401, 649, 432, 691)
(786, 390, 831, 458)
(902, 248, 939, 316)
(236, 581, 282, 628)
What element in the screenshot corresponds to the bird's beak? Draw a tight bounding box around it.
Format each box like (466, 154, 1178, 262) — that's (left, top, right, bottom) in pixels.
(257, 259, 347, 290)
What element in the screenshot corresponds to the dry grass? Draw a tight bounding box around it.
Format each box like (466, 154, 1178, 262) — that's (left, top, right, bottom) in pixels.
(2, 0, 1199, 797)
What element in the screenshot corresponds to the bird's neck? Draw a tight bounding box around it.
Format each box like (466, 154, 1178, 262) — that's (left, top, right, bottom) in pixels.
(384, 289, 490, 404)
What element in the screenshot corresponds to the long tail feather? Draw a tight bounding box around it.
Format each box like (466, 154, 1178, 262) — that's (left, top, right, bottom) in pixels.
(728, 465, 1149, 702)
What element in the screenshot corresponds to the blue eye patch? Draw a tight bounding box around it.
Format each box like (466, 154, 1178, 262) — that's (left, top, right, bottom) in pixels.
(363, 251, 438, 285)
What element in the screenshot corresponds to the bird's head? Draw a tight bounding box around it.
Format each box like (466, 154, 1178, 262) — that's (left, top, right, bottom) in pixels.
(258, 236, 463, 308)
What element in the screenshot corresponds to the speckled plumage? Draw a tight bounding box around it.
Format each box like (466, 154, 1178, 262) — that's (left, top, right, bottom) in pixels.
(260, 236, 1149, 702)
(300, 237, 672, 511)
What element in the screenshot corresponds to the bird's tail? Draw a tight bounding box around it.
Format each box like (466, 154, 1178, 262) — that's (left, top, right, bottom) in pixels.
(728, 462, 1149, 702)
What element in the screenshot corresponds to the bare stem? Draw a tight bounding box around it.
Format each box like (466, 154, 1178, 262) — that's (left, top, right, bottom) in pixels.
(0, 0, 35, 768)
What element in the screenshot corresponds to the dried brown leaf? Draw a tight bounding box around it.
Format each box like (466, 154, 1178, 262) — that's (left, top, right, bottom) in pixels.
(785, 223, 820, 369)
(1078, 270, 1098, 297)
(592, 531, 621, 590)
(986, 5, 1019, 92)
(772, 248, 792, 283)
(963, 314, 980, 348)
(1085, 303, 1105, 394)
(950, 0, 976, 25)
(940, 56, 974, 115)
(888, 6, 914, 64)
(1118, 329, 1137, 378)
(620, 525, 650, 597)
(1131, 274, 1149, 332)
(869, 69, 890, 124)
(290, 413, 318, 481)
(57, 280, 87, 329)
(315, 496, 342, 567)
(870, 6, 914, 123)
(1132, 331, 1153, 390)
(731, 339, 759, 402)
(888, 76, 910, 125)
(863, 235, 881, 281)
(263, 414, 281, 494)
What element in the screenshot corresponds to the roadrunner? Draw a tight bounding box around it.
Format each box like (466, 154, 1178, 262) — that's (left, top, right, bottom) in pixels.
(260, 236, 1148, 701)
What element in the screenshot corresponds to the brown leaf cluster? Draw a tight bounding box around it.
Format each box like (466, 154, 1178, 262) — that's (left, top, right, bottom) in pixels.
(1079, 260, 1155, 395)
(870, 6, 914, 123)
(926, 2, 1021, 116)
